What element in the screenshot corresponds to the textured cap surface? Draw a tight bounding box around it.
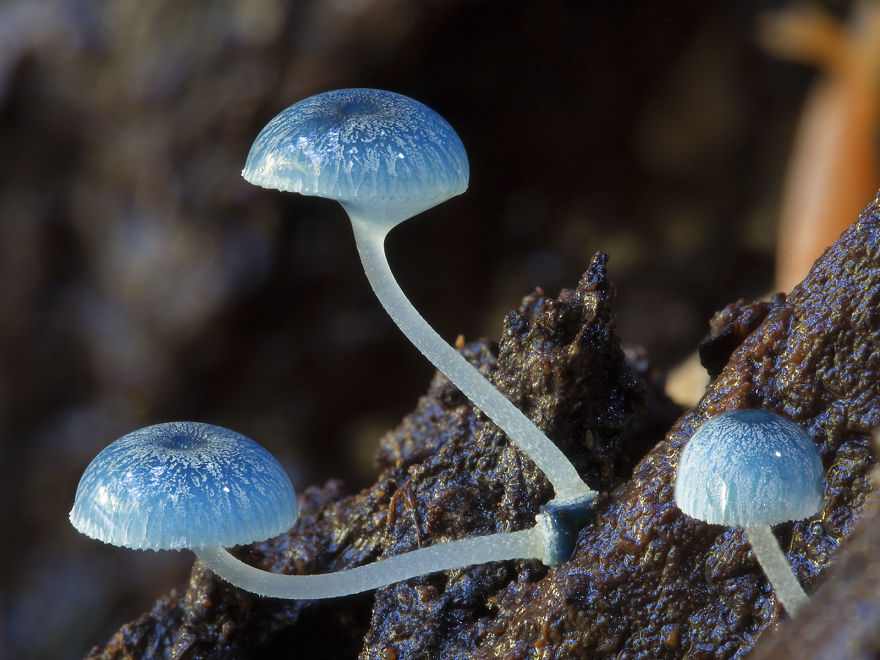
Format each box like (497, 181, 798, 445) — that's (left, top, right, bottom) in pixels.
(69, 422, 297, 550)
(675, 409, 824, 526)
(242, 88, 469, 225)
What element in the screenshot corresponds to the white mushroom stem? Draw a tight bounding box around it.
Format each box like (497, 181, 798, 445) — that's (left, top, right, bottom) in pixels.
(349, 216, 596, 506)
(744, 524, 809, 616)
(194, 525, 549, 600)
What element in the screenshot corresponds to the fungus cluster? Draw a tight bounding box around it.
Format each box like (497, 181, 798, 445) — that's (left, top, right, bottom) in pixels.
(70, 91, 829, 624)
(70, 88, 596, 604)
(675, 409, 825, 616)
(71, 422, 579, 599)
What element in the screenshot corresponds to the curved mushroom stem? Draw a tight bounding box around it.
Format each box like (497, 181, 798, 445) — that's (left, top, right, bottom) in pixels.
(744, 524, 810, 616)
(195, 522, 551, 600)
(347, 215, 596, 506)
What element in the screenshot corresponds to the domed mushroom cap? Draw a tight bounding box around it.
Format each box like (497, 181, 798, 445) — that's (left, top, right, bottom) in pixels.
(675, 409, 824, 527)
(69, 422, 297, 550)
(242, 88, 469, 226)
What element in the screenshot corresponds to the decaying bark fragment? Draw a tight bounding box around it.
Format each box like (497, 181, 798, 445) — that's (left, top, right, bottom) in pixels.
(87, 193, 880, 659)
(86, 251, 662, 659)
(458, 193, 880, 660)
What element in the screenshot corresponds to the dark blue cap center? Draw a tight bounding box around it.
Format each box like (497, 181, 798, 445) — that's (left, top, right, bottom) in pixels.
(159, 431, 205, 451)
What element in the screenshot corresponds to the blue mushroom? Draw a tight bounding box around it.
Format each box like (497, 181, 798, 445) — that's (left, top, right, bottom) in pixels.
(242, 88, 595, 509)
(674, 409, 825, 616)
(70, 422, 587, 600)
(69, 422, 297, 550)
(242, 88, 468, 233)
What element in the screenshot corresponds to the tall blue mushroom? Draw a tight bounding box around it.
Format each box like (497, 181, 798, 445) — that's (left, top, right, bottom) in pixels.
(70, 422, 584, 599)
(241, 88, 594, 509)
(674, 409, 825, 616)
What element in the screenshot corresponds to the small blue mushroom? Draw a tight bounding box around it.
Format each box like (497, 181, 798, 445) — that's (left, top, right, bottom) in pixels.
(242, 88, 468, 234)
(69, 422, 297, 550)
(70, 422, 587, 600)
(242, 88, 595, 508)
(674, 409, 825, 616)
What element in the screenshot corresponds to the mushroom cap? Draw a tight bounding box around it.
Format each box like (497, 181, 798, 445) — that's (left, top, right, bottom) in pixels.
(69, 422, 297, 550)
(674, 409, 824, 527)
(241, 88, 469, 228)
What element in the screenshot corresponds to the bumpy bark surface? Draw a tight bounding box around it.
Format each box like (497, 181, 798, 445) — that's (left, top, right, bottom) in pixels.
(87, 194, 880, 659)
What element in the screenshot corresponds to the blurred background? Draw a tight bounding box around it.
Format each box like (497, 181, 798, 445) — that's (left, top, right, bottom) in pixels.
(1, 1, 877, 658)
